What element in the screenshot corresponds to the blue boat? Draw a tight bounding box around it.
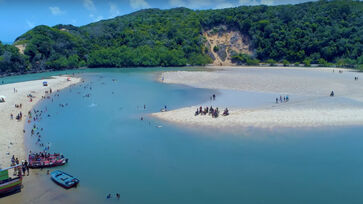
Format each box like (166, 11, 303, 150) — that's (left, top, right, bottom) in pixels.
(50, 170, 79, 189)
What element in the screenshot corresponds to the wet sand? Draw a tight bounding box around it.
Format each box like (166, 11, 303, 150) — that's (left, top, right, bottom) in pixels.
(153, 67, 363, 128)
(1, 169, 85, 204)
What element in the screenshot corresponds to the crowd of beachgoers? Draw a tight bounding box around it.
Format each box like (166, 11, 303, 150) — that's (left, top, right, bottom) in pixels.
(194, 94, 229, 118)
(195, 94, 293, 118)
(2, 75, 167, 202)
(6, 85, 70, 176)
(11, 88, 63, 152)
(1, 77, 79, 170)
(9, 155, 29, 177)
(195, 106, 229, 118)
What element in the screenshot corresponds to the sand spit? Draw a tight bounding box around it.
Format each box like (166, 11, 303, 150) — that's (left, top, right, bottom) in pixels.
(153, 67, 363, 128)
(153, 106, 363, 128)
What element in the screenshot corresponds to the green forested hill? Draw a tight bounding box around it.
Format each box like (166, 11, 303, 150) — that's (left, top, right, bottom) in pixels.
(1, 0, 362, 74)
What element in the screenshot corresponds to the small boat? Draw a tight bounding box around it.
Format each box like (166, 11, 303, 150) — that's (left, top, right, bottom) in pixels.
(28, 153, 68, 169)
(51, 170, 79, 189)
(0, 165, 23, 197)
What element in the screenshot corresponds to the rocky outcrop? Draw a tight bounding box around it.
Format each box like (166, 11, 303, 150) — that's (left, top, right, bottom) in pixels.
(203, 25, 253, 66)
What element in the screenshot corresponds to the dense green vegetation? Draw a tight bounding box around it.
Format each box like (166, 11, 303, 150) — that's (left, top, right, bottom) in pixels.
(200, 0, 363, 67)
(0, 41, 28, 73)
(1, 0, 362, 74)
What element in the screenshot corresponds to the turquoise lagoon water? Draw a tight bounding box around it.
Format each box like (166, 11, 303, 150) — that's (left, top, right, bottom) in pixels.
(15, 68, 363, 203)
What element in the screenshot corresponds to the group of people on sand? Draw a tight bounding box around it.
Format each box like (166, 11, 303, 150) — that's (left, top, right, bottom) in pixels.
(10, 155, 30, 176)
(15, 103, 22, 108)
(9, 105, 23, 122)
(10, 111, 23, 121)
(195, 106, 229, 118)
(276, 95, 289, 103)
(194, 94, 232, 118)
(27, 93, 35, 102)
(10, 103, 24, 121)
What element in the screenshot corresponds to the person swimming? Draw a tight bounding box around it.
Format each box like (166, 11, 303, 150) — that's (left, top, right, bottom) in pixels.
(223, 108, 229, 116)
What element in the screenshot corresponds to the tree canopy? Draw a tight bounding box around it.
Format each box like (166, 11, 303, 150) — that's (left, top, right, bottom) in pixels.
(1, 0, 362, 74)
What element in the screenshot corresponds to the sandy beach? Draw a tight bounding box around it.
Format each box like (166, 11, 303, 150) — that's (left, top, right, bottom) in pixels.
(0, 76, 81, 169)
(153, 66, 363, 128)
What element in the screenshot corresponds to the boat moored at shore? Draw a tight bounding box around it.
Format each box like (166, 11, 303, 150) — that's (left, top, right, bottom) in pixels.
(51, 170, 79, 189)
(28, 153, 68, 169)
(0, 165, 23, 197)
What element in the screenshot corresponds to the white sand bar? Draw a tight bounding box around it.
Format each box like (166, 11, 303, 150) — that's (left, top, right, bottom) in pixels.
(0, 76, 81, 168)
(153, 67, 363, 128)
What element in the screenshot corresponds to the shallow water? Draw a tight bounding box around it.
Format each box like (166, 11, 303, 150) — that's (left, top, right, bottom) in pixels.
(20, 68, 363, 204)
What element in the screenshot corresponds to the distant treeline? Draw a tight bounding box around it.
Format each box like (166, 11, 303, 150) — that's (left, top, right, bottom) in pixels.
(1, 0, 362, 74)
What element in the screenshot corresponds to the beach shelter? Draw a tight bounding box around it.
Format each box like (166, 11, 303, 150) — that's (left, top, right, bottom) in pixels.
(0, 95, 5, 102)
(43, 81, 48, 86)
